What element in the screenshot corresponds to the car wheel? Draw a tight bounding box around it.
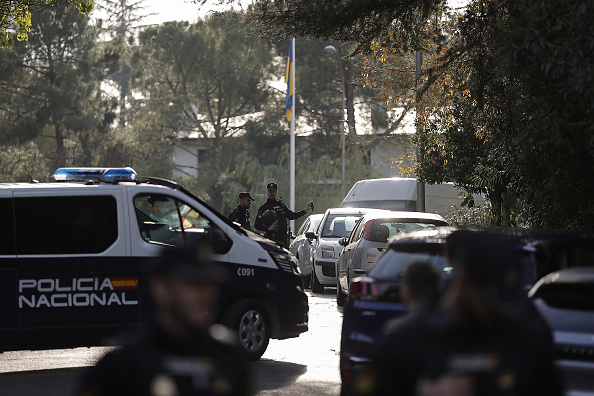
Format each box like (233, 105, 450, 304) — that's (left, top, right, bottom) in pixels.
(311, 267, 324, 293)
(221, 299, 270, 361)
(336, 277, 348, 307)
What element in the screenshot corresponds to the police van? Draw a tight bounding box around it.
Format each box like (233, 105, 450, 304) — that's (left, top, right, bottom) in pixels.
(0, 168, 308, 360)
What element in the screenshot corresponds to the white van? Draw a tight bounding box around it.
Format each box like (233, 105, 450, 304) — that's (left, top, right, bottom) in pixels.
(340, 177, 481, 215)
(0, 168, 308, 360)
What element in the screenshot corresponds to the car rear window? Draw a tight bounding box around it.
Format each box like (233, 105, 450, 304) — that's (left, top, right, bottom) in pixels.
(368, 244, 448, 281)
(370, 219, 448, 243)
(534, 283, 594, 312)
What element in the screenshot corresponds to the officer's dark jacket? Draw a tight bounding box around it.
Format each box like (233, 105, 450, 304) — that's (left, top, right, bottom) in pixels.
(229, 204, 251, 230)
(369, 307, 563, 396)
(254, 198, 306, 247)
(78, 324, 253, 396)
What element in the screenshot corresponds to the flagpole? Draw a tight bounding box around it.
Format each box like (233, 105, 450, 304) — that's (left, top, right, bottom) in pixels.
(290, 38, 296, 235)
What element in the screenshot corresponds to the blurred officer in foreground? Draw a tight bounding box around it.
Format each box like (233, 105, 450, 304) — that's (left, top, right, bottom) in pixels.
(229, 192, 255, 230)
(78, 244, 254, 396)
(348, 261, 444, 395)
(254, 182, 313, 248)
(398, 260, 443, 311)
(370, 231, 563, 396)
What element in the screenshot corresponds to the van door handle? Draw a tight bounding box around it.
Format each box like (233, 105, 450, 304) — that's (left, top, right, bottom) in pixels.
(90, 270, 113, 277)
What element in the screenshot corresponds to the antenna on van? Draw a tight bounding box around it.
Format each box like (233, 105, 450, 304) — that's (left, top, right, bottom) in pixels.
(24, 166, 39, 183)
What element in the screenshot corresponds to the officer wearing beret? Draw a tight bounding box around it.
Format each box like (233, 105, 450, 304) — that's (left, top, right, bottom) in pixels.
(229, 192, 255, 230)
(78, 243, 254, 396)
(254, 182, 313, 248)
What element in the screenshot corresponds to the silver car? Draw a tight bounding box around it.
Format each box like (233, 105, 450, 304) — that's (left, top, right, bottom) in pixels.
(336, 211, 448, 306)
(288, 213, 323, 288)
(306, 208, 372, 293)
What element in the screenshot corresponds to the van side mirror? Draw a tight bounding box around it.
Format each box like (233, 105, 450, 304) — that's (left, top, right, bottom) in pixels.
(338, 237, 349, 247)
(305, 231, 317, 240)
(208, 228, 232, 254)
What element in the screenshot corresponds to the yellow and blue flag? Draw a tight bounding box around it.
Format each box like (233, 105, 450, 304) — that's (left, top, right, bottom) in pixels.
(285, 39, 294, 122)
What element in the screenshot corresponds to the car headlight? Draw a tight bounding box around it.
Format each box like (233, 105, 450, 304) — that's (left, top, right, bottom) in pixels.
(321, 245, 334, 259)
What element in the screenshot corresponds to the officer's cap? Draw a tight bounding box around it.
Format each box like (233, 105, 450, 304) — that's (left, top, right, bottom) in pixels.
(154, 243, 227, 284)
(239, 192, 254, 201)
(266, 182, 278, 190)
(447, 230, 525, 316)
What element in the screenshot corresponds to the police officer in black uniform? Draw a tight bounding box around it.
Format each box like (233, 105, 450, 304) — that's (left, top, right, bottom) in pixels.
(77, 244, 254, 396)
(254, 182, 313, 248)
(368, 231, 562, 396)
(228, 192, 255, 230)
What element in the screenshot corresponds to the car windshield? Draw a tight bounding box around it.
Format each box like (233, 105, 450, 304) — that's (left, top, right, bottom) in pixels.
(321, 214, 362, 238)
(368, 245, 449, 281)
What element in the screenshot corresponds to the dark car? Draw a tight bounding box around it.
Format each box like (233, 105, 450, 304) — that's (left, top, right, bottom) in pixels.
(339, 227, 594, 394)
(530, 267, 594, 396)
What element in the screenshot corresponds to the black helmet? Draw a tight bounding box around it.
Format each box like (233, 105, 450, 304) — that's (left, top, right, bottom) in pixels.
(261, 209, 278, 227)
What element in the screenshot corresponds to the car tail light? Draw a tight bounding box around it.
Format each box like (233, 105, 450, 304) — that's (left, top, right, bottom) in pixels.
(362, 220, 374, 241)
(350, 278, 379, 300)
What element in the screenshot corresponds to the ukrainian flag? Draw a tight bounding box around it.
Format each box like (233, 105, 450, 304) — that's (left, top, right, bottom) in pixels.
(285, 39, 294, 122)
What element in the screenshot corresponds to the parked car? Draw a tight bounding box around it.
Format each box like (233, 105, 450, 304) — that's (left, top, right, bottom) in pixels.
(306, 208, 373, 293)
(335, 211, 448, 306)
(530, 267, 594, 396)
(289, 213, 323, 288)
(340, 227, 584, 394)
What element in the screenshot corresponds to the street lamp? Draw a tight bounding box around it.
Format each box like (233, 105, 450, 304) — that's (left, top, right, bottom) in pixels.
(324, 45, 346, 196)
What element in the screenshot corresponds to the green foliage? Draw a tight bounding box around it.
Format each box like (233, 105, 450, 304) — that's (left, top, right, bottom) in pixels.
(0, 5, 120, 170)
(245, 0, 446, 54)
(0, 0, 94, 48)
(0, 141, 51, 182)
(129, 15, 275, 211)
(443, 203, 495, 228)
(495, 0, 594, 231)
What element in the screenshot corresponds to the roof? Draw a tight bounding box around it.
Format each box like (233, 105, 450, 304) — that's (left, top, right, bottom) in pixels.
(0, 182, 131, 190)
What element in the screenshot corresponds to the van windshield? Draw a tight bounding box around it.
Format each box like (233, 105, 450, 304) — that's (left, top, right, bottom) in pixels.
(341, 200, 416, 211)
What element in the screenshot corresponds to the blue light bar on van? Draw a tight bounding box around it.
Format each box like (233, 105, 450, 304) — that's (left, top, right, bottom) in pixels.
(53, 167, 137, 182)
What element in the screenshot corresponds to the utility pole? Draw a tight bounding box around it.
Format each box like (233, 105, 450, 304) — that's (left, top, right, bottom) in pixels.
(324, 45, 346, 197)
(415, 50, 426, 212)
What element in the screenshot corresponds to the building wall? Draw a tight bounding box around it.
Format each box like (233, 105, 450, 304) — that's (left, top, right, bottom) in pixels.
(172, 139, 207, 179)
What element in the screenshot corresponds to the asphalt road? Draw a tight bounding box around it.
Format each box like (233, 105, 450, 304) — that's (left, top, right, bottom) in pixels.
(0, 289, 343, 396)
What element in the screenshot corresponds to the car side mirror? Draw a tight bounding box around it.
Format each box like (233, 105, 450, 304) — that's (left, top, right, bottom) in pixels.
(305, 231, 317, 240)
(338, 237, 349, 247)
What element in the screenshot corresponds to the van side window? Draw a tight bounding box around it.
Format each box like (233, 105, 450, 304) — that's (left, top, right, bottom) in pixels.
(0, 198, 15, 255)
(14, 196, 118, 254)
(133, 194, 215, 247)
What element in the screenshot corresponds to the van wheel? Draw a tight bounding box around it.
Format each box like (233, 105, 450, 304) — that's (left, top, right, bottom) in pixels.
(221, 299, 270, 361)
(311, 268, 324, 293)
(336, 279, 348, 307)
